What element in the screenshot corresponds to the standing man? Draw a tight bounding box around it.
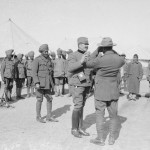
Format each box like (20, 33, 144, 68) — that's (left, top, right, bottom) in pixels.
(26, 51, 35, 98)
(86, 37, 125, 145)
(126, 54, 143, 100)
(53, 49, 65, 97)
(68, 37, 92, 138)
(1, 49, 15, 103)
(14, 54, 26, 100)
(32, 44, 58, 123)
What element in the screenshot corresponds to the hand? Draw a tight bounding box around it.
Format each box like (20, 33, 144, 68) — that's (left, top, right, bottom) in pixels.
(35, 83, 40, 89)
(80, 54, 89, 64)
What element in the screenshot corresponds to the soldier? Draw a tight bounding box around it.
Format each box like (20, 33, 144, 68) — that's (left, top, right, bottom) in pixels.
(126, 54, 143, 100)
(32, 44, 58, 123)
(14, 54, 26, 99)
(25, 51, 35, 98)
(1, 49, 15, 103)
(53, 48, 65, 97)
(86, 37, 125, 145)
(68, 37, 92, 138)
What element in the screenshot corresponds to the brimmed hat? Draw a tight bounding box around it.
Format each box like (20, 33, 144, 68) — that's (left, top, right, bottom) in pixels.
(39, 44, 49, 53)
(77, 37, 89, 45)
(5, 49, 14, 56)
(98, 37, 116, 47)
(17, 53, 24, 59)
(28, 51, 34, 57)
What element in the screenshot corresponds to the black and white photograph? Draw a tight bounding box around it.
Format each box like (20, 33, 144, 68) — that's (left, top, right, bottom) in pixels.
(0, 0, 150, 150)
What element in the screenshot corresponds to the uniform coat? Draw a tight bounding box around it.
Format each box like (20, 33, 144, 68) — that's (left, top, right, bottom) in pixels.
(86, 50, 125, 101)
(32, 55, 53, 90)
(126, 61, 143, 94)
(68, 50, 92, 87)
(53, 58, 65, 78)
(26, 59, 34, 77)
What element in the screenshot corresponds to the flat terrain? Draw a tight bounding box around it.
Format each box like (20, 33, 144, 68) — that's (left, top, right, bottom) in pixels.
(0, 80, 150, 150)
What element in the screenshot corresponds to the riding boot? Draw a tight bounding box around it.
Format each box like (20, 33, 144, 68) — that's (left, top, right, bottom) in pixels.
(36, 101, 45, 123)
(59, 85, 64, 97)
(26, 87, 30, 98)
(79, 108, 90, 136)
(71, 110, 81, 138)
(46, 101, 58, 122)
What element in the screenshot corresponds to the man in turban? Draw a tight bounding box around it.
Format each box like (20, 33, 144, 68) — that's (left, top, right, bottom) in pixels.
(32, 44, 58, 123)
(1, 49, 15, 104)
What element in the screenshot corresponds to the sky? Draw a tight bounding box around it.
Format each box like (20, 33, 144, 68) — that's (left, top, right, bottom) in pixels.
(0, 0, 150, 58)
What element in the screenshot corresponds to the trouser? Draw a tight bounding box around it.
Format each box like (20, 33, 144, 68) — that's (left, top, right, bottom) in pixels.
(72, 86, 90, 130)
(26, 76, 34, 95)
(36, 89, 53, 118)
(54, 77, 64, 95)
(4, 78, 13, 101)
(15, 78, 25, 97)
(95, 99, 119, 139)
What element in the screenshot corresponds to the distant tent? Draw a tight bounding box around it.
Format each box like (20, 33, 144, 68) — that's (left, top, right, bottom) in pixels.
(0, 19, 41, 57)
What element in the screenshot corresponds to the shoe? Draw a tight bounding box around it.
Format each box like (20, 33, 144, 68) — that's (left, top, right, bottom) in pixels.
(36, 117, 46, 123)
(90, 138, 105, 146)
(108, 136, 115, 145)
(79, 129, 90, 136)
(46, 117, 58, 122)
(71, 129, 82, 138)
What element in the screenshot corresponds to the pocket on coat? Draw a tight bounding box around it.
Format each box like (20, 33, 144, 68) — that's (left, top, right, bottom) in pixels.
(38, 72, 46, 88)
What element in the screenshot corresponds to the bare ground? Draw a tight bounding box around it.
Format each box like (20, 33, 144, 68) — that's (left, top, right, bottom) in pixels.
(0, 80, 150, 150)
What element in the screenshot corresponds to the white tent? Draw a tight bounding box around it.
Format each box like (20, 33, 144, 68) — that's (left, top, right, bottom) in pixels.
(0, 19, 41, 57)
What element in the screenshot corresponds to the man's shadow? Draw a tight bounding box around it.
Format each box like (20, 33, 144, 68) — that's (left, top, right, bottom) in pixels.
(42, 104, 71, 119)
(83, 113, 127, 141)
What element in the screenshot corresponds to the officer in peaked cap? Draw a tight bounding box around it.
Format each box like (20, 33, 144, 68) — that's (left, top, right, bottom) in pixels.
(32, 44, 58, 123)
(1, 49, 15, 104)
(14, 53, 26, 99)
(25, 51, 35, 98)
(68, 37, 93, 138)
(86, 37, 125, 145)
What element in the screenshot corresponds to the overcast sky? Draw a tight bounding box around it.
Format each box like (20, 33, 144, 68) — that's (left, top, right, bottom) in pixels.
(0, 0, 150, 58)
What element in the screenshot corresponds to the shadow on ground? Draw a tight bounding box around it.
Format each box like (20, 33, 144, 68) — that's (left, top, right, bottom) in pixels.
(83, 113, 127, 141)
(42, 104, 71, 119)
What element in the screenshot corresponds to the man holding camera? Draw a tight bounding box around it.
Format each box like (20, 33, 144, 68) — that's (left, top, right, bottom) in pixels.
(68, 37, 93, 138)
(86, 37, 125, 145)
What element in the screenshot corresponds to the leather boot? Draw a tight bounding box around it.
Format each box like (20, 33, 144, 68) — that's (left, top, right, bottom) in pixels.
(26, 87, 30, 98)
(59, 85, 64, 97)
(31, 87, 35, 97)
(36, 101, 45, 123)
(71, 110, 81, 138)
(79, 108, 90, 136)
(46, 101, 58, 122)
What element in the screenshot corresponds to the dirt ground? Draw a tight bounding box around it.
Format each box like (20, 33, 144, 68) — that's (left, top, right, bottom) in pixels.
(0, 79, 150, 150)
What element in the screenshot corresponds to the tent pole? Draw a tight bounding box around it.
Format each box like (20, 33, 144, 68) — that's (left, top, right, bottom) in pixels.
(9, 18, 14, 49)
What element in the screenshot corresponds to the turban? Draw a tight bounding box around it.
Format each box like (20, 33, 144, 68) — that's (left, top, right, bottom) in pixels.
(28, 51, 35, 57)
(5, 49, 14, 56)
(17, 53, 24, 59)
(50, 52, 56, 57)
(39, 44, 49, 53)
(77, 37, 89, 45)
(57, 48, 62, 55)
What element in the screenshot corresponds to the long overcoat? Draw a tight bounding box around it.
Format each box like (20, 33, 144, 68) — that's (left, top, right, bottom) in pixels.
(126, 61, 143, 94)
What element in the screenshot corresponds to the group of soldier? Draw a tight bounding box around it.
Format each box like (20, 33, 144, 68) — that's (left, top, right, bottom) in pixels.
(1, 36, 149, 146)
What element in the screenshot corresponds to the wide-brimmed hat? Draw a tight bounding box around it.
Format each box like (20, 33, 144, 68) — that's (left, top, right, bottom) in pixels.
(98, 37, 116, 47)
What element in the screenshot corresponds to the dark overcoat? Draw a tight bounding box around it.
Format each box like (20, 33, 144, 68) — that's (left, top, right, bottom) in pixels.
(86, 50, 125, 101)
